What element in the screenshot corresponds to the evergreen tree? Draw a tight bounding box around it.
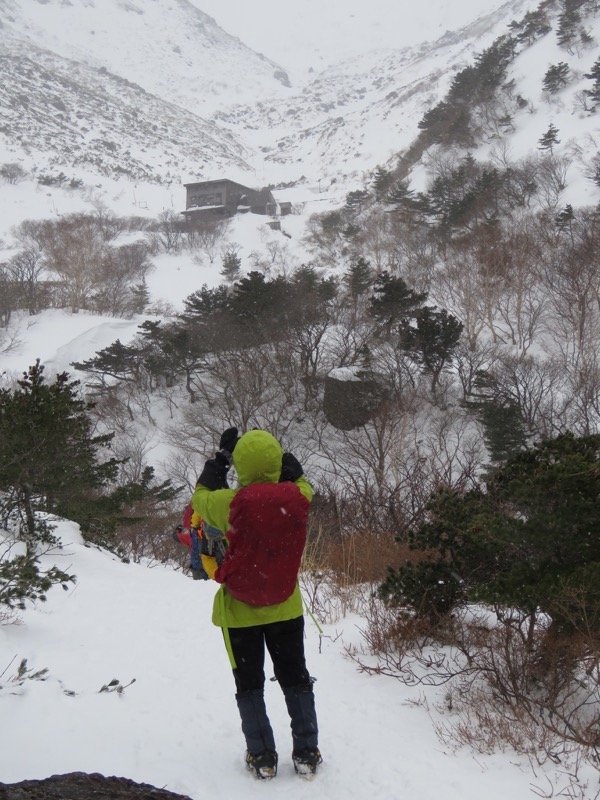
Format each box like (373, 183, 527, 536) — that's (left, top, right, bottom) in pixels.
(399, 306, 464, 395)
(508, 9, 552, 45)
(136, 319, 211, 399)
(0, 362, 121, 545)
(479, 399, 528, 465)
(130, 281, 150, 315)
(556, 2, 583, 51)
(372, 167, 394, 201)
(71, 338, 145, 385)
(344, 258, 374, 301)
(418, 102, 473, 148)
(228, 271, 287, 338)
(556, 203, 576, 239)
(538, 123, 561, 153)
(472, 38, 516, 98)
(466, 369, 528, 465)
(381, 432, 600, 633)
(584, 56, 600, 105)
(542, 62, 570, 94)
(183, 284, 230, 319)
(0, 551, 75, 611)
(368, 273, 428, 337)
(220, 249, 242, 282)
(384, 179, 417, 212)
(282, 266, 336, 333)
(344, 189, 371, 216)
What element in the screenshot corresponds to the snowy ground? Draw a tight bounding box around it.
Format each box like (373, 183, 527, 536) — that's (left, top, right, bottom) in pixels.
(0, 519, 583, 799)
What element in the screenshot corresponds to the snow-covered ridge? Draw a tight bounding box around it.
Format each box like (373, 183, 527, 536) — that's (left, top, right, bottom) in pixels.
(0, 0, 547, 187)
(0, 0, 291, 116)
(0, 37, 254, 185)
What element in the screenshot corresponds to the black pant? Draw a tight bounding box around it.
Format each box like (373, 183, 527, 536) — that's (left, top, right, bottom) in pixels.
(228, 615, 311, 694)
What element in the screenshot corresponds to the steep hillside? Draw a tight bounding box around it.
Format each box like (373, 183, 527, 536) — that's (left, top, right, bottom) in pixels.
(214, 0, 543, 184)
(0, 38, 254, 185)
(0, 0, 291, 116)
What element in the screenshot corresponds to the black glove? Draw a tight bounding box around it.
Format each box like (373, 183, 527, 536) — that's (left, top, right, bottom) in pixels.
(280, 452, 303, 483)
(219, 427, 239, 458)
(196, 451, 230, 490)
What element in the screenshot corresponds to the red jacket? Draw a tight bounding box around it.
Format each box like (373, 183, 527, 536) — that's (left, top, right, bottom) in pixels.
(215, 481, 310, 606)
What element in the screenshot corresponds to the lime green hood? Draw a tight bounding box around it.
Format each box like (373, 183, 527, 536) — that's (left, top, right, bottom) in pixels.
(232, 429, 283, 486)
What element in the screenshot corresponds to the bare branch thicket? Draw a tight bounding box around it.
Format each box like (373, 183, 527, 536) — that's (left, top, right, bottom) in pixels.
(350, 208, 401, 273)
(410, 407, 484, 494)
(346, 592, 469, 685)
(302, 211, 349, 268)
(559, 356, 600, 436)
(86, 389, 156, 484)
(325, 306, 378, 369)
(47, 221, 104, 313)
(487, 353, 571, 438)
(0, 162, 27, 185)
(160, 448, 200, 499)
(146, 210, 183, 254)
(116, 510, 186, 567)
(318, 396, 417, 532)
(387, 216, 438, 296)
(489, 217, 548, 354)
(163, 343, 302, 468)
(91, 242, 152, 317)
(352, 587, 600, 780)
(317, 389, 481, 534)
(259, 237, 300, 280)
(90, 203, 127, 242)
(452, 340, 498, 400)
(0, 327, 23, 355)
(5, 246, 46, 316)
(432, 246, 495, 351)
(194, 346, 291, 435)
(537, 209, 600, 370)
(0, 265, 19, 328)
(185, 216, 230, 263)
(300, 525, 377, 624)
(499, 156, 540, 210)
(536, 154, 572, 214)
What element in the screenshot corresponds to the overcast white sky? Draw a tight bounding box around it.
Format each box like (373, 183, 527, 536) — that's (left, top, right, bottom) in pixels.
(191, 0, 512, 77)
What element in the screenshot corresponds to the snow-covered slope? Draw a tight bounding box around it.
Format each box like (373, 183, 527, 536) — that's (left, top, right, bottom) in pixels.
(3, 0, 599, 191)
(1, 519, 594, 799)
(0, 0, 567, 188)
(216, 0, 543, 184)
(0, 38, 254, 185)
(0, 0, 291, 116)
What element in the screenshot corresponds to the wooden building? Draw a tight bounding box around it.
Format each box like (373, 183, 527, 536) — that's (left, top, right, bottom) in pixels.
(182, 179, 279, 218)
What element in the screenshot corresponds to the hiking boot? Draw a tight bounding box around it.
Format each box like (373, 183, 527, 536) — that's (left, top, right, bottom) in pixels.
(245, 750, 278, 780)
(292, 748, 323, 777)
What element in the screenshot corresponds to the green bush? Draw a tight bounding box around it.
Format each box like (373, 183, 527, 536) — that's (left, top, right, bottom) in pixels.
(381, 433, 600, 633)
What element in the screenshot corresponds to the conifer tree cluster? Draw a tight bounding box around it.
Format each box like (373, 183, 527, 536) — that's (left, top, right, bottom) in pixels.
(0, 362, 178, 610)
(380, 432, 600, 635)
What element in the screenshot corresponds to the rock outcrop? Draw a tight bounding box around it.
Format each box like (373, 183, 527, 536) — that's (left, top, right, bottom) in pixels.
(0, 773, 192, 800)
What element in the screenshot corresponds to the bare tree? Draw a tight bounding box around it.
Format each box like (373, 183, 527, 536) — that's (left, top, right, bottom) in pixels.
(185, 215, 230, 263)
(91, 242, 152, 317)
(535, 153, 571, 213)
(0, 162, 27, 185)
(36, 214, 107, 312)
(147, 210, 183, 254)
(6, 246, 46, 315)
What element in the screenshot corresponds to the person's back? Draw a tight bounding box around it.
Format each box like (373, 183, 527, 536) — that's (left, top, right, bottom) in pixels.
(192, 428, 322, 780)
(217, 480, 309, 606)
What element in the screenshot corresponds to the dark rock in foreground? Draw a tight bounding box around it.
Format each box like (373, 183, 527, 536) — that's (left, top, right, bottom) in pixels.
(0, 773, 192, 800)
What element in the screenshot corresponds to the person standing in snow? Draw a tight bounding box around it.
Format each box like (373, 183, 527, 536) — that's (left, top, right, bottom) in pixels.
(191, 427, 322, 780)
